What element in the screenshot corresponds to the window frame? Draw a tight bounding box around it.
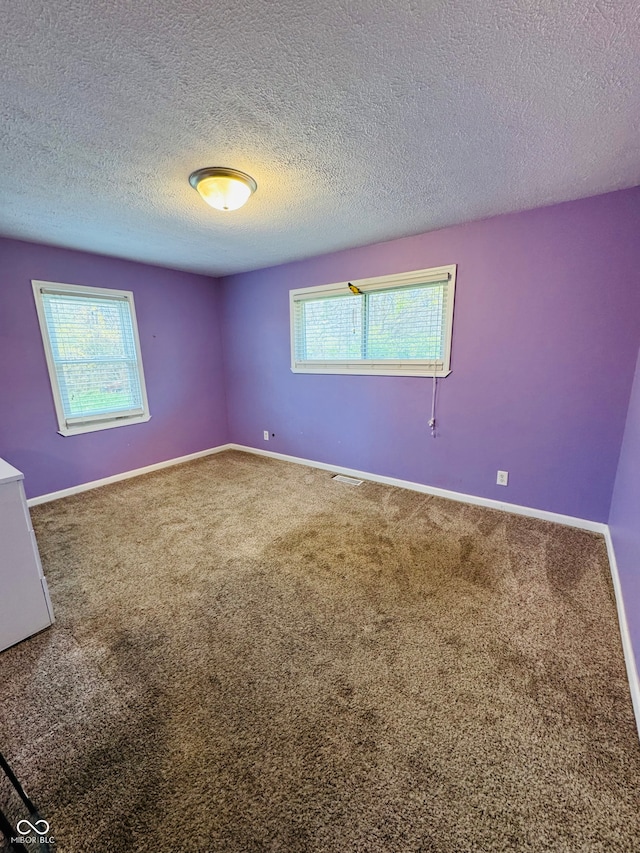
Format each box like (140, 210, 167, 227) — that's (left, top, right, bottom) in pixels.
(290, 264, 457, 377)
(32, 280, 151, 437)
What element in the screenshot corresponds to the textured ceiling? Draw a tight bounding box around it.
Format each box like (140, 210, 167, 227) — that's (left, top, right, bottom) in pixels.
(1, 0, 639, 276)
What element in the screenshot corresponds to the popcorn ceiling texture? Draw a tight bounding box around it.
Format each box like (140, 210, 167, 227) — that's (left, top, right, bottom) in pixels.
(1, 0, 639, 275)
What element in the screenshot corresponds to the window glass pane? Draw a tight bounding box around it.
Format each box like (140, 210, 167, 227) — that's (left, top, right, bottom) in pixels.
(59, 362, 142, 418)
(42, 293, 143, 420)
(290, 266, 455, 376)
(366, 284, 446, 360)
(298, 295, 363, 360)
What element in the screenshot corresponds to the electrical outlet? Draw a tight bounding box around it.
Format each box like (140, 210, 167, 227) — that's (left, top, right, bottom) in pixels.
(496, 470, 509, 486)
(263, 430, 269, 441)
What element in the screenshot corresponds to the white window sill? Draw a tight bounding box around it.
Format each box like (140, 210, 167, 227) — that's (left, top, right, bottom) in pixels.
(291, 366, 452, 378)
(57, 414, 151, 437)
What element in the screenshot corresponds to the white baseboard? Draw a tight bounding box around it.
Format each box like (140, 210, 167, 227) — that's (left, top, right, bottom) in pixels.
(603, 529, 640, 737)
(228, 443, 607, 533)
(28, 440, 607, 531)
(27, 444, 233, 506)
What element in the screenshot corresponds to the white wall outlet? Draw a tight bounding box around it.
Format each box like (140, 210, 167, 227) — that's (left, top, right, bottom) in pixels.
(263, 430, 269, 441)
(497, 470, 509, 486)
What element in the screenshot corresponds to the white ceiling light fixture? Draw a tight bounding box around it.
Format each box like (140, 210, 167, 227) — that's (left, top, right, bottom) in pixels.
(189, 167, 257, 212)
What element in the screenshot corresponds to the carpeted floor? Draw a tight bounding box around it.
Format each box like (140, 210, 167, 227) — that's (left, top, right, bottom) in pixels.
(0, 449, 639, 852)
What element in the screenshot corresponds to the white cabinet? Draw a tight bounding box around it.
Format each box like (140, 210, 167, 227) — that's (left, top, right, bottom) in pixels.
(0, 458, 54, 652)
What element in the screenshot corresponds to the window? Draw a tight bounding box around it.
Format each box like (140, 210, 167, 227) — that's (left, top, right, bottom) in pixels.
(290, 264, 456, 376)
(32, 280, 150, 436)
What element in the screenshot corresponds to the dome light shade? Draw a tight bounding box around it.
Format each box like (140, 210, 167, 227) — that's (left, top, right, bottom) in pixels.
(189, 167, 257, 211)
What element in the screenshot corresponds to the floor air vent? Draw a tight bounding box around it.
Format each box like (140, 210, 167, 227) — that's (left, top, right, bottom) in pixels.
(332, 474, 363, 486)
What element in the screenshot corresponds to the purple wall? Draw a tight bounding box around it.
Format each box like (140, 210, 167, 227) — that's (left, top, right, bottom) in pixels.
(0, 237, 227, 498)
(610, 345, 640, 661)
(2, 189, 639, 518)
(221, 187, 640, 522)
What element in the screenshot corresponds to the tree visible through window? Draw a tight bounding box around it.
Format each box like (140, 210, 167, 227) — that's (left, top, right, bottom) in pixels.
(32, 281, 150, 436)
(291, 265, 456, 376)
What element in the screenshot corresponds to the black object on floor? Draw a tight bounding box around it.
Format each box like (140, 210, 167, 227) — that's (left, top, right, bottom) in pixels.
(0, 751, 51, 852)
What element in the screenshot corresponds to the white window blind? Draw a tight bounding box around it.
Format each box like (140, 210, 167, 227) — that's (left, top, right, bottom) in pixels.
(290, 265, 456, 377)
(32, 281, 150, 436)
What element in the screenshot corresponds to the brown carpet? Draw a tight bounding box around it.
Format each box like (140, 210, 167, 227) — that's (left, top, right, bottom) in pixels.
(0, 449, 639, 852)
